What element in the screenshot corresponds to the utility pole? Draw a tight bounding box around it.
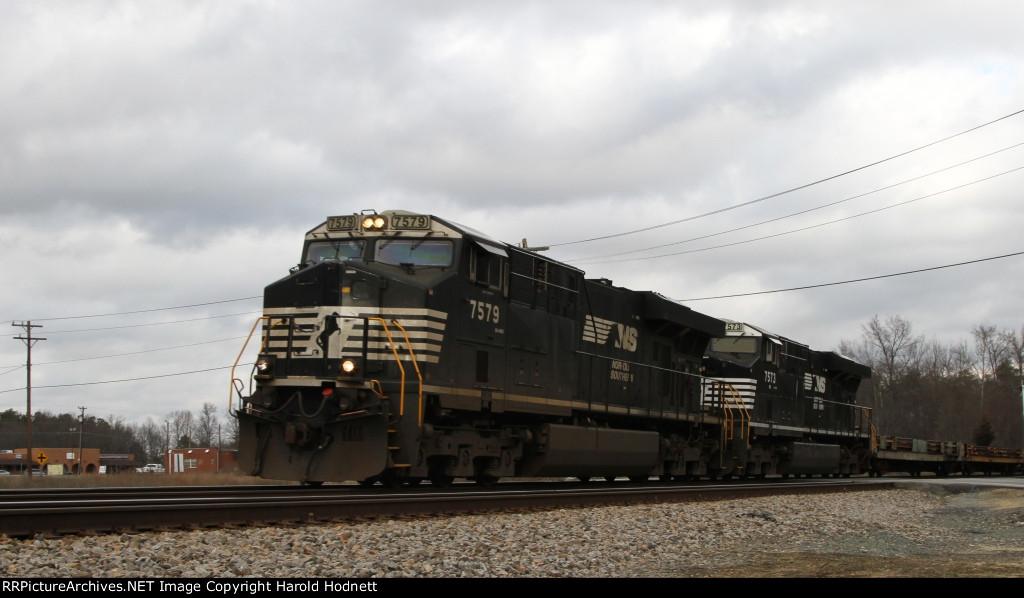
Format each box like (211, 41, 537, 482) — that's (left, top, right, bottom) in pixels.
(165, 420, 170, 473)
(217, 423, 222, 472)
(12, 322, 45, 477)
(78, 406, 86, 474)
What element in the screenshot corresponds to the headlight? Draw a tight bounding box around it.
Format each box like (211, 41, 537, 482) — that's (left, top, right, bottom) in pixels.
(254, 355, 275, 378)
(340, 359, 357, 374)
(361, 215, 386, 230)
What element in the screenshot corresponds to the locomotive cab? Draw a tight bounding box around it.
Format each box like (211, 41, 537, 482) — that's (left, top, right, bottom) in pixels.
(234, 211, 478, 485)
(702, 320, 872, 477)
(233, 209, 572, 486)
(704, 323, 776, 369)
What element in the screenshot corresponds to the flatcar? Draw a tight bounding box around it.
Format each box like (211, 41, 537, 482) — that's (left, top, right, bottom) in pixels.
(230, 209, 1018, 485)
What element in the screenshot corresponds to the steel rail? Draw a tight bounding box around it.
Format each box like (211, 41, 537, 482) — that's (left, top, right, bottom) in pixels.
(0, 479, 896, 539)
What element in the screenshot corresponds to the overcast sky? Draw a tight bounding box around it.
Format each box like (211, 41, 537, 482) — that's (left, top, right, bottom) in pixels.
(2, 1, 1023, 429)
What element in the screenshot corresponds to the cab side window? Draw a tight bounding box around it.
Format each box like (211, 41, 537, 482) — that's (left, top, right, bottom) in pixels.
(469, 243, 508, 294)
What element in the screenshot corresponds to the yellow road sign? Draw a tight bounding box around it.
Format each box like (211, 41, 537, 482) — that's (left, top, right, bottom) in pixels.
(35, 451, 47, 466)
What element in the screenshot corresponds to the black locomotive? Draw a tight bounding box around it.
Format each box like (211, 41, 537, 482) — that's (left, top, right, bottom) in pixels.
(231, 209, 1017, 485)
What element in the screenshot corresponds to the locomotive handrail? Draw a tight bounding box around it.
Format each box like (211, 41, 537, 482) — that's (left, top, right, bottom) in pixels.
(367, 317, 406, 417)
(229, 316, 291, 415)
(388, 319, 425, 426)
(865, 408, 878, 454)
(367, 317, 425, 427)
(229, 315, 270, 415)
(706, 380, 750, 448)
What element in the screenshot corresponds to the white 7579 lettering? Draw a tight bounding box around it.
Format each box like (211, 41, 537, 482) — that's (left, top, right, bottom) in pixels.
(468, 299, 500, 324)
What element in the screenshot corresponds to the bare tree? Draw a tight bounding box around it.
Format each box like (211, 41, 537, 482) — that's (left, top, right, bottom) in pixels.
(1002, 325, 1024, 380)
(998, 326, 1024, 449)
(862, 314, 920, 411)
(973, 323, 1008, 410)
(224, 412, 240, 450)
(168, 410, 194, 449)
(948, 340, 976, 380)
(132, 418, 165, 462)
(194, 402, 218, 447)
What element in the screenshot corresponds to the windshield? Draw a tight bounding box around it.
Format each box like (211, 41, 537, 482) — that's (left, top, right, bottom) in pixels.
(375, 239, 453, 267)
(305, 240, 365, 264)
(710, 336, 758, 354)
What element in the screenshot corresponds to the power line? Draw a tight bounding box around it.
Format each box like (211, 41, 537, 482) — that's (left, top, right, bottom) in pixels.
(1, 311, 259, 338)
(572, 164, 1024, 265)
(0, 336, 248, 370)
(0, 365, 23, 378)
(1, 249, 1022, 395)
(3, 123, 1021, 337)
(678, 250, 1024, 301)
(26, 297, 261, 322)
(568, 142, 1024, 264)
(0, 365, 236, 394)
(548, 107, 1024, 248)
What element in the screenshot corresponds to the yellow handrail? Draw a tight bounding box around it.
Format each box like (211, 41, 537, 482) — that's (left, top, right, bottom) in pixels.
(231, 314, 424, 427)
(367, 317, 406, 417)
(865, 408, 878, 454)
(366, 317, 424, 426)
(229, 316, 290, 415)
(710, 380, 750, 448)
(229, 316, 269, 415)
(388, 319, 425, 426)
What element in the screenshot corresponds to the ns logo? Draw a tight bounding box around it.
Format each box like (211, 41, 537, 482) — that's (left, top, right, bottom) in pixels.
(583, 315, 639, 352)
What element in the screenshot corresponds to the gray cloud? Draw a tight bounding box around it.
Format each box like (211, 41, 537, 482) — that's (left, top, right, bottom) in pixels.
(2, 1, 1023, 423)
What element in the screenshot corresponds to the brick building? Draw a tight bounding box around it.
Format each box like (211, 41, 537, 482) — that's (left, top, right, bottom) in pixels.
(0, 447, 105, 474)
(166, 448, 238, 474)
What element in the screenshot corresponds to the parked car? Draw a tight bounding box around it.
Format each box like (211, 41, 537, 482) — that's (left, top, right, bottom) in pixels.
(135, 464, 165, 474)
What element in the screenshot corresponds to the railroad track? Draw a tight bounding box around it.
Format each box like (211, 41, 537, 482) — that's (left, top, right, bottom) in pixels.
(0, 478, 896, 539)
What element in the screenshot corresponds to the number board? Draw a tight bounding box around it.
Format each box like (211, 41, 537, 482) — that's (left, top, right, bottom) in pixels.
(390, 214, 431, 230)
(326, 214, 431, 231)
(326, 215, 358, 231)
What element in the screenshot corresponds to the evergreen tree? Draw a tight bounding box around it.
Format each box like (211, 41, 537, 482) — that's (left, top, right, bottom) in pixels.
(973, 417, 995, 447)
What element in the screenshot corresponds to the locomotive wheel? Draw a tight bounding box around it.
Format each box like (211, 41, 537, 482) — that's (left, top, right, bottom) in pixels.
(604, 476, 617, 482)
(429, 473, 454, 488)
(358, 476, 379, 487)
(474, 475, 500, 488)
(577, 476, 591, 483)
(301, 480, 324, 487)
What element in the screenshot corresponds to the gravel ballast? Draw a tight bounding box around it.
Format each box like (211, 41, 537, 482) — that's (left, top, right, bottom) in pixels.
(2, 485, 1022, 578)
